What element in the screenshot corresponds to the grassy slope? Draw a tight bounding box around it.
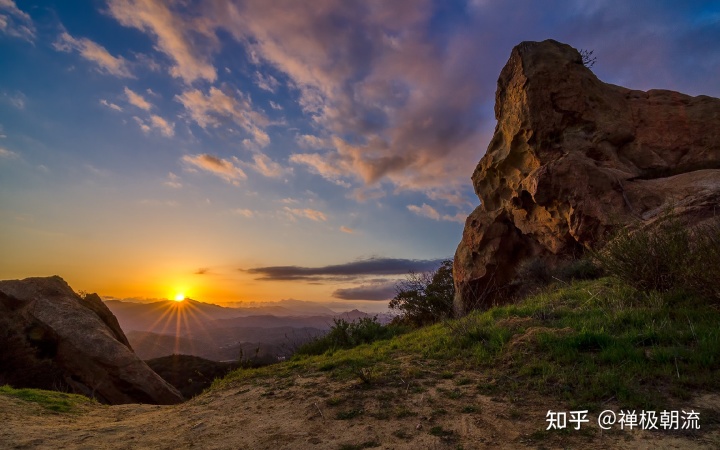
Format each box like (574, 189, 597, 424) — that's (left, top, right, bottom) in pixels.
(216, 277, 720, 415)
(0, 385, 95, 412)
(1, 277, 718, 447)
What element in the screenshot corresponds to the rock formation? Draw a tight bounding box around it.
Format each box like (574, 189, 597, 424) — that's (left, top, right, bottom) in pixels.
(454, 39, 720, 312)
(0, 276, 183, 405)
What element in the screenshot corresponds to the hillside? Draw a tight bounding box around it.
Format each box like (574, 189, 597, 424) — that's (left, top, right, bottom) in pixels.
(2, 277, 719, 448)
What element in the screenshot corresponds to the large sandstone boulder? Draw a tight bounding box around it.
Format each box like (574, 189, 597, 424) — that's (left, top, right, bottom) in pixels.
(454, 39, 720, 313)
(0, 276, 183, 405)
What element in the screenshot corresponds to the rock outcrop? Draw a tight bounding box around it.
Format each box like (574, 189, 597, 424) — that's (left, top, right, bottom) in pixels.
(454, 39, 720, 312)
(0, 276, 183, 405)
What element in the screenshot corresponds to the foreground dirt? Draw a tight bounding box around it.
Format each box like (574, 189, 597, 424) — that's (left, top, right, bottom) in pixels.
(1, 370, 718, 450)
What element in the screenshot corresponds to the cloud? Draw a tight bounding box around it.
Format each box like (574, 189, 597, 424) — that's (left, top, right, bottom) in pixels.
(100, 99, 123, 112)
(107, 0, 216, 83)
(283, 207, 327, 222)
(269, 101, 283, 110)
(332, 281, 398, 301)
(254, 71, 280, 93)
(53, 32, 133, 77)
(2, 90, 25, 109)
(289, 152, 350, 187)
(201, 0, 485, 200)
(408, 203, 467, 223)
(407, 203, 440, 220)
(350, 186, 386, 203)
(195, 267, 209, 275)
(149, 114, 174, 137)
(295, 134, 329, 150)
(176, 87, 270, 147)
(0, 147, 19, 159)
(241, 153, 290, 178)
(182, 153, 247, 185)
(0, 0, 35, 41)
(132, 116, 151, 134)
(132, 115, 173, 137)
(339, 226, 354, 234)
(245, 257, 445, 281)
(230, 208, 255, 218)
(124, 87, 152, 110)
(163, 172, 182, 188)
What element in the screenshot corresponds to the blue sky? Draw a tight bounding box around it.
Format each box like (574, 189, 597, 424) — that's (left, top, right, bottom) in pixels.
(1, 0, 718, 308)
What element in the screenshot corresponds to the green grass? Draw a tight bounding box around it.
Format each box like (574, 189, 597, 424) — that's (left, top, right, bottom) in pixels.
(0, 385, 94, 412)
(212, 277, 720, 412)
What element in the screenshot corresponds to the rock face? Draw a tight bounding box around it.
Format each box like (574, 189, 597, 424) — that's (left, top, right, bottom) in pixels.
(454, 39, 720, 312)
(0, 276, 183, 405)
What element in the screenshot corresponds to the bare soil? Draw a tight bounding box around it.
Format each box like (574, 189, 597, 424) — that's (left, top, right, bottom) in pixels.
(1, 370, 718, 449)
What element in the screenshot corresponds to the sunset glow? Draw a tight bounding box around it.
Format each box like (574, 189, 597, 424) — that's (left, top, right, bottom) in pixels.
(174, 294, 185, 302)
(0, 1, 718, 308)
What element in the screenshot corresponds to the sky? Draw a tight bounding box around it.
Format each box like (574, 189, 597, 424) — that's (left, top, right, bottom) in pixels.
(1, 0, 719, 310)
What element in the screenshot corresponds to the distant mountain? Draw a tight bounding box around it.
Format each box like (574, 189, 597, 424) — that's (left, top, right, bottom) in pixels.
(107, 298, 392, 361)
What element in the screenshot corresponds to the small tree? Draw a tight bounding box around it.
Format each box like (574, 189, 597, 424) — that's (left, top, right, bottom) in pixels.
(580, 49, 597, 68)
(389, 259, 454, 326)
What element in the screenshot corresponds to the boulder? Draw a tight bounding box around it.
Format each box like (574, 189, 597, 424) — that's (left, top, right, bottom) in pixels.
(0, 276, 183, 405)
(454, 39, 720, 312)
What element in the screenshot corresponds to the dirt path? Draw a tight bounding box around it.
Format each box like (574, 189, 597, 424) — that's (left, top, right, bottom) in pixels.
(1, 373, 717, 449)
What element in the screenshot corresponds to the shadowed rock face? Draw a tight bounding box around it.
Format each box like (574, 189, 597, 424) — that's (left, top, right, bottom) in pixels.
(0, 276, 183, 405)
(454, 39, 720, 312)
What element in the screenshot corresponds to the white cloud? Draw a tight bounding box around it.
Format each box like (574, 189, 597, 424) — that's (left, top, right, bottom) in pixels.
(163, 172, 182, 188)
(254, 71, 280, 93)
(100, 99, 123, 112)
(269, 100, 283, 110)
(182, 153, 247, 186)
(230, 208, 255, 218)
(150, 114, 174, 137)
(107, 0, 216, 84)
(124, 87, 152, 110)
(3, 90, 26, 109)
(407, 203, 440, 220)
(132, 116, 151, 134)
(0, 0, 35, 41)
(0, 147, 19, 159)
(407, 203, 467, 223)
(176, 87, 269, 147)
(54, 32, 133, 77)
(241, 153, 290, 178)
(132, 114, 174, 137)
(289, 152, 351, 188)
(283, 207, 327, 222)
(296, 134, 329, 150)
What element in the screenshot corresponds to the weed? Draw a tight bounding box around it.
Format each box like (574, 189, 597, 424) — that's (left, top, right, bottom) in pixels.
(0, 385, 93, 412)
(336, 408, 363, 420)
(429, 425, 455, 439)
(338, 441, 380, 450)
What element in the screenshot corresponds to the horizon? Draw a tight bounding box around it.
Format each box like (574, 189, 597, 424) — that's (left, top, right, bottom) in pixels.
(1, 0, 719, 306)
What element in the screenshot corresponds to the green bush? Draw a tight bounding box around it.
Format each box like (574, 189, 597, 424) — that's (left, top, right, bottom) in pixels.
(295, 317, 404, 356)
(594, 217, 720, 298)
(389, 259, 454, 326)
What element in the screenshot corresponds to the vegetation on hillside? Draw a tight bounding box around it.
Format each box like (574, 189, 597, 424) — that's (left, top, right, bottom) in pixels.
(0, 385, 94, 413)
(389, 259, 455, 326)
(217, 218, 720, 417)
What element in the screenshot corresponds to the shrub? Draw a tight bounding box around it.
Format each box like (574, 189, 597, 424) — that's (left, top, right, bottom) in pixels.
(295, 317, 403, 356)
(685, 220, 720, 300)
(594, 217, 720, 298)
(389, 259, 454, 326)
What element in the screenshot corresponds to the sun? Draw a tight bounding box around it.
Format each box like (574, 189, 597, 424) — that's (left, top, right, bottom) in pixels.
(174, 293, 185, 302)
